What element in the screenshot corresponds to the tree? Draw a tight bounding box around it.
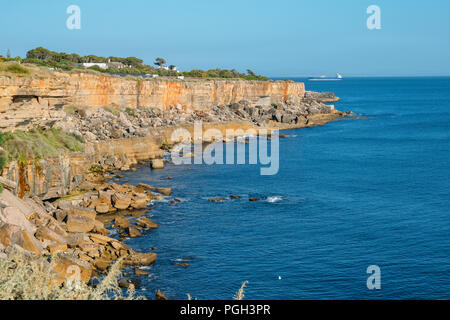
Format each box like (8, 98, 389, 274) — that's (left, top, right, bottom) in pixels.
(124, 57, 143, 67)
(26, 47, 54, 60)
(6, 49, 11, 58)
(154, 57, 166, 68)
(247, 69, 255, 76)
(168, 65, 176, 70)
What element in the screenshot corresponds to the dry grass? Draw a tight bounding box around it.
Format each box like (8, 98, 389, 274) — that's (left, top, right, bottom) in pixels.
(233, 281, 248, 300)
(0, 62, 30, 75)
(0, 127, 84, 162)
(0, 252, 142, 300)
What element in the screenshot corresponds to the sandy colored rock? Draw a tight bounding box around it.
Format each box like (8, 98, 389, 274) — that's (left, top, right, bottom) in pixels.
(130, 194, 149, 209)
(127, 226, 142, 238)
(98, 190, 112, 205)
(156, 187, 172, 196)
(60, 205, 97, 220)
(124, 252, 157, 266)
(95, 203, 110, 214)
(78, 243, 100, 257)
(0, 190, 35, 217)
(115, 216, 130, 229)
(0, 223, 22, 247)
(151, 159, 165, 169)
(136, 217, 160, 229)
(35, 226, 67, 244)
(111, 193, 131, 210)
(135, 267, 150, 276)
(94, 258, 111, 272)
(89, 233, 116, 245)
(156, 290, 168, 300)
(20, 230, 43, 255)
(136, 183, 154, 191)
(209, 197, 228, 202)
(0, 206, 36, 234)
(52, 252, 93, 284)
(66, 215, 95, 233)
(66, 233, 89, 248)
(48, 243, 68, 255)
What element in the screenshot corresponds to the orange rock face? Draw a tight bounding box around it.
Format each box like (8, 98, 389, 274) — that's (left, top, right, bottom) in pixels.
(0, 72, 305, 112)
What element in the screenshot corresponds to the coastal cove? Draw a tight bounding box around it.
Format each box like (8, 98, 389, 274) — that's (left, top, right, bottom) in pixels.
(116, 77, 450, 299)
(0, 69, 349, 299)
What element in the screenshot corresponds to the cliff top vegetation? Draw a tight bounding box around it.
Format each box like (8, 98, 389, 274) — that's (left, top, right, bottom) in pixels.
(0, 47, 269, 81)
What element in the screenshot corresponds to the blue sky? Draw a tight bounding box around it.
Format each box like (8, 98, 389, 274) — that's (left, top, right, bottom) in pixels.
(1, 0, 449, 76)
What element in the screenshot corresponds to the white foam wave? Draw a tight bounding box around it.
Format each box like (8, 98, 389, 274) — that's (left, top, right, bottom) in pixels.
(266, 196, 284, 203)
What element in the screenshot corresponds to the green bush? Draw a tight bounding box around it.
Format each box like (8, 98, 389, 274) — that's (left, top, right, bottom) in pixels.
(124, 107, 136, 116)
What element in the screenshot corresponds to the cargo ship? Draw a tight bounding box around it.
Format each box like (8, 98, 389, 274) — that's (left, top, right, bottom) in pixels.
(308, 73, 343, 81)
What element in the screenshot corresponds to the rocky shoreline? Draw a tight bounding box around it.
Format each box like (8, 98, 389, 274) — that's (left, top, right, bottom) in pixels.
(0, 75, 352, 299)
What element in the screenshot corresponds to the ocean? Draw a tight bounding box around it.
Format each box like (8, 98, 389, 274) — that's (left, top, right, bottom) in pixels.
(117, 77, 450, 299)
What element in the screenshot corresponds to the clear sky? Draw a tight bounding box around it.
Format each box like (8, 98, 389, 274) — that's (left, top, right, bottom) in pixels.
(1, 0, 449, 76)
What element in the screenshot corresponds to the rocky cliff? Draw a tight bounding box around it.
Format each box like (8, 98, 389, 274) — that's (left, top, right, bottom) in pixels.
(0, 70, 346, 200)
(0, 71, 305, 128)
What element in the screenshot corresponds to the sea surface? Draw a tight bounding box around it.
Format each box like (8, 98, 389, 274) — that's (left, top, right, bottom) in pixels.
(118, 77, 450, 299)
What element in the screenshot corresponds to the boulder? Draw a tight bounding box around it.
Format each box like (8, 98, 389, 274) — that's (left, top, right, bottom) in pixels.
(156, 290, 168, 300)
(130, 194, 149, 209)
(209, 197, 228, 203)
(136, 183, 154, 191)
(151, 159, 165, 169)
(156, 187, 172, 196)
(111, 193, 131, 210)
(98, 190, 113, 205)
(136, 217, 159, 229)
(35, 226, 67, 244)
(66, 215, 95, 233)
(0, 223, 22, 247)
(127, 226, 142, 238)
(52, 252, 93, 284)
(89, 233, 116, 246)
(124, 252, 157, 266)
(135, 267, 150, 276)
(66, 233, 89, 248)
(95, 203, 110, 214)
(0, 190, 34, 217)
(94, 258, 111, 272)
(92, 220, 109, 236)
(48, 243, 68, 255)
(0, 206, 36, 234)
(115, 216, 130, 229)
(60, 205, 97, 220)
(20, 230, 43, 255)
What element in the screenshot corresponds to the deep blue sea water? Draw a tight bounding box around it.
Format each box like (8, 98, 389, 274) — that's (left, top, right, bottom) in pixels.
(118, 77, 450, 299)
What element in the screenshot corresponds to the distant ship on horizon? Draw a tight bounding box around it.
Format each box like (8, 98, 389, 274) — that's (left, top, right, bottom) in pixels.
(308, 73, 343, 81)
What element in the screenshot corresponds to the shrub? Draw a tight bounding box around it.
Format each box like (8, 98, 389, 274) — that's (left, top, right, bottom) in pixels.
(124, 107, 136, 117)
(0, 63, 30, 75)
(0, 252, 141, 300)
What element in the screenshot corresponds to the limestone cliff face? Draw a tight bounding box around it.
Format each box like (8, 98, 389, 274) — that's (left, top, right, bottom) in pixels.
(0, 72, 305, 113)
(1, 122, 259, 200)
